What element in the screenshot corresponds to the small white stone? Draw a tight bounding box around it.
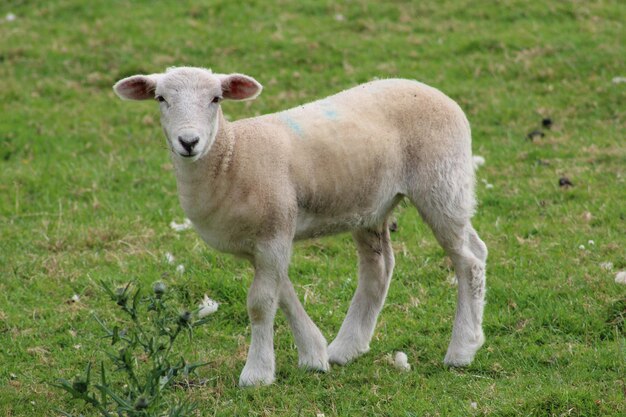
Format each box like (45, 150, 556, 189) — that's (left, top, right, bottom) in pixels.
(334, 13, 345, 22)
(578, 245, 585, 250)
(473, 155, 486, 170)
(198, 294, 219, 318)
(176, 264, 185, 275)
(165, 252, 175, 264)
(587, 240, 595, 245)
(615, 271, 626, 285)
(6, 13, 16, 22)
(612, 76, 626, 84)
(393, 351, 411, 371)
(169, 218, 192, 232)
(70, 294, 80, 303)
(600, 261, 614, 271)
(485, 183, 494, 189)
(470, 402, 478, 409)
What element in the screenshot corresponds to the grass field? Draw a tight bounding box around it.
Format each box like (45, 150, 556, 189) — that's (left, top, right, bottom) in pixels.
(1, 0, 625, 415)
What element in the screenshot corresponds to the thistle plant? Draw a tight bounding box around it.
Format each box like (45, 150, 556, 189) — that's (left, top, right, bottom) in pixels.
(54, 280, 216, 417)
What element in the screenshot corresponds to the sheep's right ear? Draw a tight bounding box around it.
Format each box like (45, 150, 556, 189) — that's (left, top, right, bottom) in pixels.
(113, 74, 161, 100)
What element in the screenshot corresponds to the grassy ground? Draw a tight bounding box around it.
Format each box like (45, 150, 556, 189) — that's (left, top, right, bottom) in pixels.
(1, 0, 625, 415)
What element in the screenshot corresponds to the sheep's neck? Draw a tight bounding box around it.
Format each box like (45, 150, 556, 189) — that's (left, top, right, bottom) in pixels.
(171, 110, 234, 221)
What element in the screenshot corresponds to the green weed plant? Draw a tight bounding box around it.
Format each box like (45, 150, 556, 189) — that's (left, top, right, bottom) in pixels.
(54, 282, 212, 417)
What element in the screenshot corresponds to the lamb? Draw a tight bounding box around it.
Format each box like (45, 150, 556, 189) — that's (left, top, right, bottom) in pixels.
(113, 67, 488, 387)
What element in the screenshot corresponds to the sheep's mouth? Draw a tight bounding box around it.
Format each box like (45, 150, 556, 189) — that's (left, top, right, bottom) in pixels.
(179, 152, 196, 158)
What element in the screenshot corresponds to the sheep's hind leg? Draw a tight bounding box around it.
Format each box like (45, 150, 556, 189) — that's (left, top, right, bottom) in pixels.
(443, 225, 487, 366)
(407, 155, 487, 367)
(328, 223, 394, 365)
(415, 209, 487, 366)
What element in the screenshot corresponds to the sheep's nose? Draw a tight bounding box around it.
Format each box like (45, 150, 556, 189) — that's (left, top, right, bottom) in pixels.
(178, 136, 199, 153)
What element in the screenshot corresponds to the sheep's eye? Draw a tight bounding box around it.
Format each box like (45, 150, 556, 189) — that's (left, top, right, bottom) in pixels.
(156, 95, 166, 103)
(212, 96, 222, 104)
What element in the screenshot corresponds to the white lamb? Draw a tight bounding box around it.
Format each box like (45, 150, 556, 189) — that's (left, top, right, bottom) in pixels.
(113, 67, 488, 387)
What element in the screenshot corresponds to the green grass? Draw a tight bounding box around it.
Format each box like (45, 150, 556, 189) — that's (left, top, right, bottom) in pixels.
(1, 0, 625, 415)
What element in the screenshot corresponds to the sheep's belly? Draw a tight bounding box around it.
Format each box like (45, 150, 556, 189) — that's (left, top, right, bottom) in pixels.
(294, 210, 383, 240)
(294, 190, 404, 240)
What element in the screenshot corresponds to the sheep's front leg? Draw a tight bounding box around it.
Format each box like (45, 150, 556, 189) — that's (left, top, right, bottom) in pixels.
(239, 245, 284, 387)
(279, 279, 329, 372)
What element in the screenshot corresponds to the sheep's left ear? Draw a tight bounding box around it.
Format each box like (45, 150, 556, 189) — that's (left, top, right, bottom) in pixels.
(219, 74, 263, 101)
(113, 74, 162, 101)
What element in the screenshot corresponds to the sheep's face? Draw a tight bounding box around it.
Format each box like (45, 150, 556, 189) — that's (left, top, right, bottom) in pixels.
(114, 67, 262, 162)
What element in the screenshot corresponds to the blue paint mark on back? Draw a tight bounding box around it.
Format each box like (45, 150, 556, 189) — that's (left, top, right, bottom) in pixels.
(319, 99, 338, 120)
(324, 109, 338, 119)
(279, 113, 304, 137)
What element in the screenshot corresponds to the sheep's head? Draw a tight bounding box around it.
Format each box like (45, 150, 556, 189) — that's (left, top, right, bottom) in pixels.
(113, 67, 262, 162)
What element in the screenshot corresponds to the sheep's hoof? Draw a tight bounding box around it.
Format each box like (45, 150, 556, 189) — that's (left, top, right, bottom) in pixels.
(443, 333, 484, 367)
(443, 353, 474, 367)
(299, 355, 329, 372)
(297, 332, 329, 372)
(328, 340, 370, 365)
(239, 364, 275, 387)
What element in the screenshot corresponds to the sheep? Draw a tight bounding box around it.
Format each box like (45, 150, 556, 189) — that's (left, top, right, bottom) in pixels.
(113, 67, 488, 387)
